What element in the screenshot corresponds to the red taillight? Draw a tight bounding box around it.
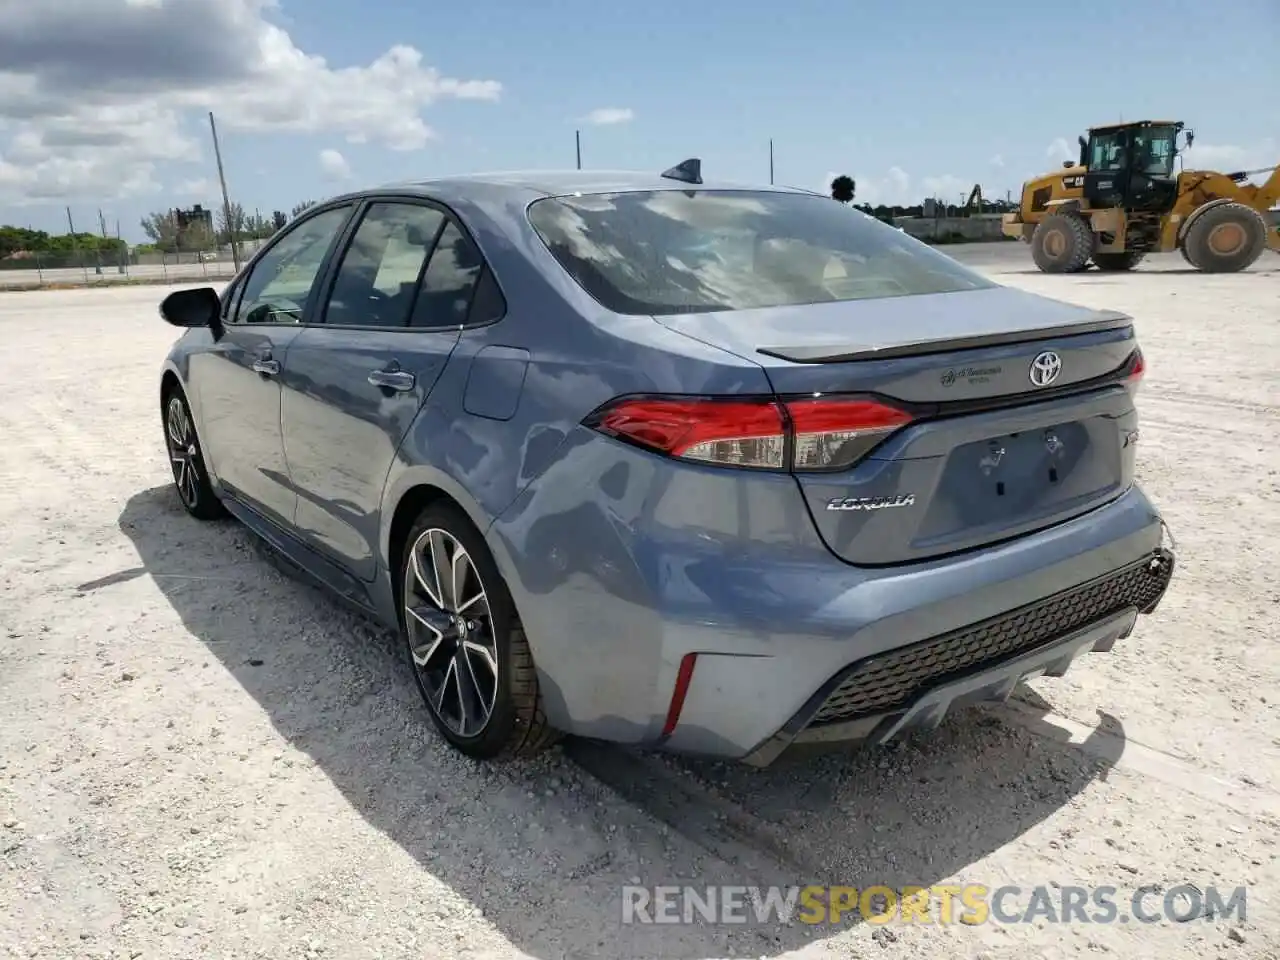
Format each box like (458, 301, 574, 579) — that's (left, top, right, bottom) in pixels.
(585, 395, 913, 471)
(787, 397, 915, 470)
(589, 397, 787, 468)
(1128, 349, 1145, 380)
(1126, 349, 1145, 392)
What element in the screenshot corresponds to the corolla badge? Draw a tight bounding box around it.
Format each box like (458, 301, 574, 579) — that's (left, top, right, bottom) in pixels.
(826, 494, 916, 512)
(1029, 351, 1063, 387)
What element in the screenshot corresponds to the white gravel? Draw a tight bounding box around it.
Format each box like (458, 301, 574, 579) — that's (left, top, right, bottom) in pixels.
(1, 246, 1278, 960)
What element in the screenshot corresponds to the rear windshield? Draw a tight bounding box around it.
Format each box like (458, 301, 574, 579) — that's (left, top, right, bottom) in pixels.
(526, 189, 994, 316)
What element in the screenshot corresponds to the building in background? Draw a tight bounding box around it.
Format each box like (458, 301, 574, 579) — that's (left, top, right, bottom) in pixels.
(173, 204, 214, 234)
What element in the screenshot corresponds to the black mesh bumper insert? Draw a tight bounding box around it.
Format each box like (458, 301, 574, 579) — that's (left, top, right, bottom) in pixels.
(807, 551, 1174, 728)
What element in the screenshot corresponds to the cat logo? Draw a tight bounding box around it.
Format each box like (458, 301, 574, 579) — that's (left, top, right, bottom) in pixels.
(1062, 175, 1085, 190)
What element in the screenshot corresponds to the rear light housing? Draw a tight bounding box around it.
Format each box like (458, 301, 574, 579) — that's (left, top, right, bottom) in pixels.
(1125, 348, 1145, 393)
(583, 394, 914, 472)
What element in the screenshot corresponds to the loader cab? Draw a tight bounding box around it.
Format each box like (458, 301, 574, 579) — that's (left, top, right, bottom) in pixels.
(1081, 121, 1183, 214)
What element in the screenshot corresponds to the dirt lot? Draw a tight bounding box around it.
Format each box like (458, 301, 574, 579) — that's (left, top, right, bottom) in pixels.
(2, 246, 1278, 960)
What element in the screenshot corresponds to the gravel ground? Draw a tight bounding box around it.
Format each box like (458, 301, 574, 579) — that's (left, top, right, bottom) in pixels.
(1, 246, 1278, 960)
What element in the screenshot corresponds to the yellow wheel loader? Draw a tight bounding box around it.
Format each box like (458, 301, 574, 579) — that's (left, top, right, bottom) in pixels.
(1002, 121, 1280, 273)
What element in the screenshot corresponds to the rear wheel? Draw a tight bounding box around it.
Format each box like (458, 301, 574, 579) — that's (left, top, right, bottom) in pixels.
(1182, 202, 1267, 273)
(162, 388, 225, 521)
(1092, 251, 1145, 272)
(399, 502, 559, 760)
(1031, 211, 1096, 273)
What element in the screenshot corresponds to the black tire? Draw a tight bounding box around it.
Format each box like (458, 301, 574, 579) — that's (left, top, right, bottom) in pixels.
(1092, 251, 1145, 272)
(1180, 242, 1201, 270)
(1182, 202, 1267, 274)
(1031, 211, 1096, 273)
(398, 501, 559, 760)
(161, 387, 226, 521)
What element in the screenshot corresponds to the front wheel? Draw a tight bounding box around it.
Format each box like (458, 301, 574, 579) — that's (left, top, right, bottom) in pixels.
(163, 388, 226, 521)
(1182, 202, 1268, 273)
(399, 502, 559, 760)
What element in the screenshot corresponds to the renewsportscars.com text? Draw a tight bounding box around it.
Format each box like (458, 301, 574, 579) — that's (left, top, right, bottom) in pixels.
(620, 883, 1247, 926)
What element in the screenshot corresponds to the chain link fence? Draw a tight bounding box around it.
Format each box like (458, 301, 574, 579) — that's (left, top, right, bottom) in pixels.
(0, 240, 265, 290)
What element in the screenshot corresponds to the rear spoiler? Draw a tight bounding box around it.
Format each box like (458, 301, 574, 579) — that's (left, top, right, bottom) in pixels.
(756, 312, 1133, 364)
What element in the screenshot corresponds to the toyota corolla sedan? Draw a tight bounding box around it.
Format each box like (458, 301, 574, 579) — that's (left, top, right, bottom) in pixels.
(156, 161, 1175, 767)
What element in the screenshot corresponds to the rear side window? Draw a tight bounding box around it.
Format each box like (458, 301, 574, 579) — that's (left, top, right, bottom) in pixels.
(409, 222, 485, 329)
(526, 189, 994, 316)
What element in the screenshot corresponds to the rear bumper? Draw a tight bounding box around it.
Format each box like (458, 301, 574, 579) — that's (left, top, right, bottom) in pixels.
(488, 429, 1174, 759)
(740, 546, 1175, 766)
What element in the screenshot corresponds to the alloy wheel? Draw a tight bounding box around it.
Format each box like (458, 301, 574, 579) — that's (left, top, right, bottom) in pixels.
(404, 527, 500, 738)
(166, 395, 201, 509)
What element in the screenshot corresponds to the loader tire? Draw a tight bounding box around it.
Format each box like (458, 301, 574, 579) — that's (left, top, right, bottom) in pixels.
(1092, 251, 1145, 272)
(1031, 212, 1096, 274)
(1182, 202, 1267, 273)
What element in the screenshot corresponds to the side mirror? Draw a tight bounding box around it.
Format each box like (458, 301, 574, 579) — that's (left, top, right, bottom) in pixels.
(160, 287, 220, 329)
(1186, 130, 1195, 148)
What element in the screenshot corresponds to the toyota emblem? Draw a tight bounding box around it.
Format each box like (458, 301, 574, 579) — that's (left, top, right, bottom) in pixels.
(1029, 351, 1062, 387)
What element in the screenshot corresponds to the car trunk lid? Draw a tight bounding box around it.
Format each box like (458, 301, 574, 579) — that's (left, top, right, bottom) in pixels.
(653, 287, 1144, 566)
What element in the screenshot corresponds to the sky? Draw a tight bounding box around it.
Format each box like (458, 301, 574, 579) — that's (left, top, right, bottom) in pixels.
(0, 0, 1277, 242)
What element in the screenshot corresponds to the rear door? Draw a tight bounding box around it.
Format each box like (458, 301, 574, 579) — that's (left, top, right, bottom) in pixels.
(192, 203, 355, 528)
(279, 198, 493, 580)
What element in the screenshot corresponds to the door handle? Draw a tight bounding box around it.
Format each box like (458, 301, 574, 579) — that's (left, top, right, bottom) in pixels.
(252, 358, 280, 376)
(368, 368, 416, 392)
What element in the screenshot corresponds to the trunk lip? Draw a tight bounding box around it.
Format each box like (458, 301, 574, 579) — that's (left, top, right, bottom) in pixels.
(757, 311, 1133, 364)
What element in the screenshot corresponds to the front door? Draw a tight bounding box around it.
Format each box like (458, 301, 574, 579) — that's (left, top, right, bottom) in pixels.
(280, 200, 493, 580)
(194, 203, 354, 527)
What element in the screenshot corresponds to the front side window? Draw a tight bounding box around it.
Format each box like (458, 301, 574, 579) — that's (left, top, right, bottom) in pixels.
(1089, 132, 1128, 173)
(323, 202, 446, 328)
(526, 189, 993, 316)
(1133, 127, 1177, 177)
(234, 205, 352, 324)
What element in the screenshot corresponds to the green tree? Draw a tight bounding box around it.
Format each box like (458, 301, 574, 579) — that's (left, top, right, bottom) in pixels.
(0, 226, 52, 257)
(216, 202, 249, 246)
(182, 221, 216, 252)
(290, 200, 316, 219)
(140, 211, 183, 253)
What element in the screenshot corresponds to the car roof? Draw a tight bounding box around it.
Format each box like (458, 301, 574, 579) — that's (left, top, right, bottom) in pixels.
(324, 170, 822, 207)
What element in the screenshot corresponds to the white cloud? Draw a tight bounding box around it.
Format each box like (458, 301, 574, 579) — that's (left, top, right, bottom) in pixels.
(173, 177, 214, 197)
(1046, 138, 1075, 163)
(989, 154, 1005, 168)
(1182, 139, 1277, 177)
(581, 107, 634, 126)
(318, 148, 351, 180)
(0, 0, 502, 203)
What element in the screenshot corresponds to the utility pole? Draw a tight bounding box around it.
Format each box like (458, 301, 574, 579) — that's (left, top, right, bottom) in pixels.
(208, 111, 241, 271)
(575, 130, 582, 170)
(98, 209, 108, 239)
(66, 206, 87, 281)
(769, 139, 774, 184)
